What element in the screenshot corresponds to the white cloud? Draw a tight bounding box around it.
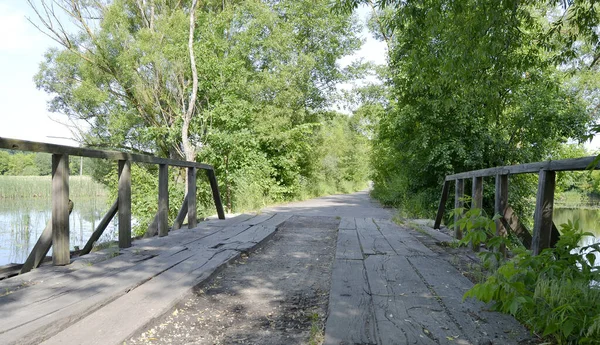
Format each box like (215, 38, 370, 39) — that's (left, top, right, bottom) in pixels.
(0, 3, 43, 53)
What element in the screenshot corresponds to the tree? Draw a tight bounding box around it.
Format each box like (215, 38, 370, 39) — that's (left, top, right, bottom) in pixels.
(31, 0, 367, 222)
(337, 0, 595, 215)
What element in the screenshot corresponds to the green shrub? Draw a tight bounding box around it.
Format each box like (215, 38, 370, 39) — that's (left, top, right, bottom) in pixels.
(459, 212, 600, 344)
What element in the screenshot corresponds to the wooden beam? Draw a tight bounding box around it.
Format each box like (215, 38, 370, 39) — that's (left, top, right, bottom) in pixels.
(118, 160, 132, 248)
(80, 199, 118, 255)
(532, 170, 556, 255)
(172, 195, 188, 231)
(454, 179, 464, 239)
(433, 180, 450, 229)
(471, 176, 483, 251)
(158, 164, 169, 237)
(206, 169, 225, 220)
(52, 154, 70, 266)
(446, 156, 600, 180)
(0, 137, 212, 170)
(187, 167, 197, 228)
(495, 174, 508, 255)
(20, 200, 74, 273)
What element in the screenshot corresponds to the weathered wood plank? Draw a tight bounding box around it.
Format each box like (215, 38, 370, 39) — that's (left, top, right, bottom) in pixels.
(52, 154, 70, 266)
(374, 219, 435, 256)
(324, 259, 377, 345)
(40, 249, 240, 345)
(532, 170, 556, 255)
(118, 160, 132, 248)
(335, 230, 363, 260)
(206, 168, 226, 220)
(434, 180, 450, 229)
(171, 194, 188, 231)
(0, 137, 212, 170)
(356, 218, 393, 255)
(255, 213, 292, 227)
(408, 256, 531, 344)
(338, 217, 356, 230)
(446, 156, 600, 180)
(365, 255, 463, 345)
(454, 179, 464, 239)
(242, 213, 275, 226)
(471, 176, 483, 251)
(80, 199, 118, 255)
(158, 163, 169, 237)
(503, 206, 532, 249)
(495, 174, 508, 255)
(187, 166, 197, 228)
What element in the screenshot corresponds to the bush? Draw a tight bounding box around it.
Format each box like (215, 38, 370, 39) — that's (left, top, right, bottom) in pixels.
(459, 211, 600, 344)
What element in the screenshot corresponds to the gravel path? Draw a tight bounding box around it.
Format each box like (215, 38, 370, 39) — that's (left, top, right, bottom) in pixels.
(127, 215, 339, 345)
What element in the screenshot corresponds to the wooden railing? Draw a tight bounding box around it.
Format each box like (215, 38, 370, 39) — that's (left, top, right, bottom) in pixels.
(0, 137, 225, 273)
(434, 156, 600, 255)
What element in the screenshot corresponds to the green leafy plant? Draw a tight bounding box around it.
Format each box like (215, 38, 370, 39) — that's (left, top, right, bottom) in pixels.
(463, 217, 600, 344)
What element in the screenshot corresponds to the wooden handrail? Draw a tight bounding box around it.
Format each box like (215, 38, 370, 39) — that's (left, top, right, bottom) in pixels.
(0, 136, 226, 270)
(435, 155, 599, 255)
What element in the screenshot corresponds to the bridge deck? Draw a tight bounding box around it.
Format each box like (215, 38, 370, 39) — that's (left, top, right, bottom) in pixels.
(0, 191, 532, 345)
(0, 213, 291, 345)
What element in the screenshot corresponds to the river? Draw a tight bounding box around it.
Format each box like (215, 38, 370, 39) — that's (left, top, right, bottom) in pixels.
(0, 197, 117, 266)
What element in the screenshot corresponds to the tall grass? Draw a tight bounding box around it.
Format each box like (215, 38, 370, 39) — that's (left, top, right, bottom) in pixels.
(0, 176, 108, 199)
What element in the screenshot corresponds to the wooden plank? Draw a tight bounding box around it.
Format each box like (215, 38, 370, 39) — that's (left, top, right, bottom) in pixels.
(374, 219, 435, 256)
(0, 137, 213, 170)
(365, 255, 463, 345)
(532, 170, 556, 255)
(200, 213, 255, 228)
(335, 230, 363, 260)
(187, 166, 197, 228)
(206, 168, 226, 220)
(80, 199, 118, 256)
(242, 213, 275, 226)
(495, 174, 508, 255)
(255, 213, 292, 227)
(355, 218, 394, 255)
(20, 200, 75, 274)
(338, 217, 356, 230)
(503, 206, 532, 249)
(408, 256, 530, 344)
(52, 154, 70, 266)
(214, 225, 278, 252)
(118, 160, 132, 248)
(171, 194, 188, 231)
(323, 259, 377, 345)
(446, 155, 600, 180)
(454, 179, 464, 239)
(434, 180, 450, 229)
(471, 176, 483, 251)
(158, 164, 169, 237)
(40, 249, 240, 345)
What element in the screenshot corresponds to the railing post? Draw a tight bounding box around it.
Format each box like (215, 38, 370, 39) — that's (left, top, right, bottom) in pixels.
(471, 176, 483, 251)
(187, 167, 197, 228)
(434, 180, 450, 229)
(158, 164, 169, 237)
(118, 160, 132, 248)
(206, 168, 226, 220)
(454, 179, 464, 239)
(495, 174, 508, 255)
(52, 154, 70, 266)
(532, 170, 556, 255)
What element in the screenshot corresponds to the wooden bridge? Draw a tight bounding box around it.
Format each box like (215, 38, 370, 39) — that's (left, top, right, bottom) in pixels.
(1, 137, 590, 344)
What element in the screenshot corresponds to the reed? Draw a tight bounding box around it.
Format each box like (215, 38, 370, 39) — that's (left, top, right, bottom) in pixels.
(0, 176, 108, 199)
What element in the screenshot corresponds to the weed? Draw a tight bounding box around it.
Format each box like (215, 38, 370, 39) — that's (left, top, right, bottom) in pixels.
(308, 312, 324, 345)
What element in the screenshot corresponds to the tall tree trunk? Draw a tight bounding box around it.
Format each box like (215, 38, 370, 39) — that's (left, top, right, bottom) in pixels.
(182, 0, 199, 162)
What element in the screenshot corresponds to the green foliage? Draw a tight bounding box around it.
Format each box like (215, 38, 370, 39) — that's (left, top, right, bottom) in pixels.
(32, 0, 370, 225)
(462, 216, 600, 344)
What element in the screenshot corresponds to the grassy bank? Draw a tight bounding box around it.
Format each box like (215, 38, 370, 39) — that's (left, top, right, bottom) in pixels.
(0, 176, 108, 199)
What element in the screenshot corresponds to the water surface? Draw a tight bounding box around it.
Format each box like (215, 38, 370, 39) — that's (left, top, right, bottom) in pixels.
(0, 197, 117, 266)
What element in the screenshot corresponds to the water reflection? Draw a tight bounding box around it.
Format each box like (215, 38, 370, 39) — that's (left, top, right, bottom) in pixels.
(0, 197, 117, 266)
(554, 208, 600, 269)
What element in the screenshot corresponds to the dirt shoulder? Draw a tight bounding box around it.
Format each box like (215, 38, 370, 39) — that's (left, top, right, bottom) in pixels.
(127, 215, 338, 345)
